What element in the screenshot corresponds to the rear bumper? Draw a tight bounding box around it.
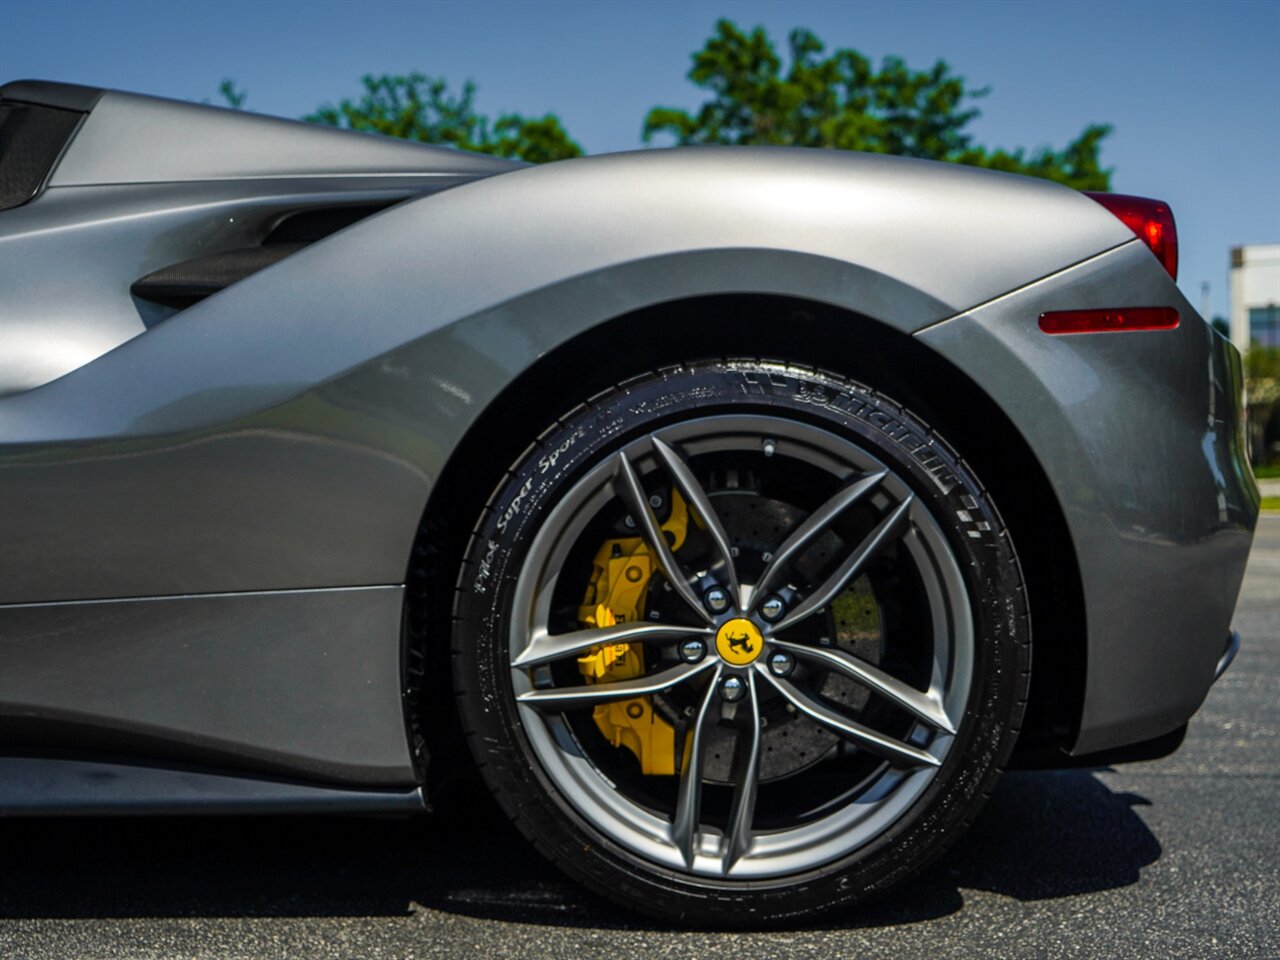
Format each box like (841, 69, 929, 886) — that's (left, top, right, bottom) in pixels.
(1215, 630, 1242, 681)
(919, 241, 1259, 754)
(1013, 630, 1241, 769)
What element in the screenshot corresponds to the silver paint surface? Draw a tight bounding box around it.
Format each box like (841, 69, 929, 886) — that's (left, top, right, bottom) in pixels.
(0, 85, 1255, 785)
(0, 758, 425, 815)
(1, 143, 1133, 600)
(917, 242, 1256, 752)
(0, 179, 465, 395)
(50, 89, 520, 185)
(0, 587, 415, 784)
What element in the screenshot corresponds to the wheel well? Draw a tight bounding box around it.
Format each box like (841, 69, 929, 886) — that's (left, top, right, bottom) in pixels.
(404, 294, 1085, 791)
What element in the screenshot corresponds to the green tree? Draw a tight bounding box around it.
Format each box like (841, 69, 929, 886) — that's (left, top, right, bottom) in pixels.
(305, 73, 582, 163)
(643, 20, 1112, 190)
(1245, 344, 1280, 465)
(217, 79, 248, 110)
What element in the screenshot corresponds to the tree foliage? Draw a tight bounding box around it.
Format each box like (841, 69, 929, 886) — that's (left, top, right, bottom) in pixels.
(1246, 343, 1280, 383)
(304, 73, 582, 164)
(217, 79, 248, 110)
(213, 21, 1114, 183)
(643, 20, 1112, 190)
(1245, 344, 1280, 465)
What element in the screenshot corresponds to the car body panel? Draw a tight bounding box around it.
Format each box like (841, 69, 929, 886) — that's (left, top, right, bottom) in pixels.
(49, 89, 520, 186)
(2, 144, 1132, 603)
(0, 586, 413, 784)
(0, 83, 1256, 796)
(0, 757, 424, 815)
(0, 179, 467, 396)
(918, 241, 1257, 752)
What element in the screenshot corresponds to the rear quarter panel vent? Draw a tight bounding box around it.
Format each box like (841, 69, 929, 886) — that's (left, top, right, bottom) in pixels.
(131, 200, 401, 309)
(0, 101, 85, 211)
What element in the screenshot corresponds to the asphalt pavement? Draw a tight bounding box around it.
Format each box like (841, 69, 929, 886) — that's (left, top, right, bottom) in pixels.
(2, 518, 1277, 960)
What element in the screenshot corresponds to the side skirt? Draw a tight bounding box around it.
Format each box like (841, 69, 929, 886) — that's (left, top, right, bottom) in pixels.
(0, 757, 426, 816)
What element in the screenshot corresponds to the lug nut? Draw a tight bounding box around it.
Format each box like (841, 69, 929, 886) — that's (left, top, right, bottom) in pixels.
(768, 651, 795, 677)
(679, 639, 707, 663)
(704, 586, 731, 614)
(719, 675, 746, 702)
(759, 595, 786, 622)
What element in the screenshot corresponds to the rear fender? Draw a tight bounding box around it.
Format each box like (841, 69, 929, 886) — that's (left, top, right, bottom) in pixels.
(0, 148, 1130, 603)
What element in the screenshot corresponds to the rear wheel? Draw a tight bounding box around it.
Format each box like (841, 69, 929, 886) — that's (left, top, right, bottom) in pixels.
(453, 360, 1029, 926)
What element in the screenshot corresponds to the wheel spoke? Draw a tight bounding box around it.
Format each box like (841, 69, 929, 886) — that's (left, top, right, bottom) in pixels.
(768, 638, 956, 734)
(671, 664, 722, 867)
(651, 437, 741, 609)
(752, 470, 886, 604)
(758, 665, 941, 768)
(723, 670, 762, 873)
(614, 451, 713, 624)
(512, 623, 713, 669)
(773, 496, 914, 632)
(517, 658, 714, 710)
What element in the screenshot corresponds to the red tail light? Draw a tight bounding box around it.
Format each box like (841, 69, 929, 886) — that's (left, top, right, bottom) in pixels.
(1085, 192, 1178, 280)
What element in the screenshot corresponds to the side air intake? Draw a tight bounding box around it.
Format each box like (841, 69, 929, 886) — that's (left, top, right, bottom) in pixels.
(130, 202, 395, 309)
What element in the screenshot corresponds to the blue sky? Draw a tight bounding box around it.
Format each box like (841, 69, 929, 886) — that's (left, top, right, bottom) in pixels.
(2, 0, 1277, 318)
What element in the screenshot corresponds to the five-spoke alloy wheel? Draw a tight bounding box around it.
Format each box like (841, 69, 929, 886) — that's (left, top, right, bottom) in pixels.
(453, 361, 1029, 926)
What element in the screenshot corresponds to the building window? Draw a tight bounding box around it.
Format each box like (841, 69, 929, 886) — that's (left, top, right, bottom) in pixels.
(1250, 305, 1280, 347)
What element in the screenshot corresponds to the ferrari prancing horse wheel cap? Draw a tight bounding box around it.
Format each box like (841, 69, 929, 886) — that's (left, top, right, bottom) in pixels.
(715, 618, 764, 665)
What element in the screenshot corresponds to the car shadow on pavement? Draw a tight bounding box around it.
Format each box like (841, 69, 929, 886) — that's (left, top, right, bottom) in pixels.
(0, 768, 1160, 930)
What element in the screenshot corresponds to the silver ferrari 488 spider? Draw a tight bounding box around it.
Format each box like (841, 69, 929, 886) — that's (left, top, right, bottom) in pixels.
(0, 80, 1258, 925)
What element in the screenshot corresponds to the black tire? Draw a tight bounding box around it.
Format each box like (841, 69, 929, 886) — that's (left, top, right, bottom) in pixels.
(452, 360, 1030, 927)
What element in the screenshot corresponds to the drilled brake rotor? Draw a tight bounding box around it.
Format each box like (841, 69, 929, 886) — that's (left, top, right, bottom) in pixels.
(647, 493, 885, 784)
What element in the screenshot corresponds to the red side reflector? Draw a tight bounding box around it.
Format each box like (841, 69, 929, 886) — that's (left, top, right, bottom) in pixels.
(1039, 307, 1180, 335)
(1085, 192, 1178, 280)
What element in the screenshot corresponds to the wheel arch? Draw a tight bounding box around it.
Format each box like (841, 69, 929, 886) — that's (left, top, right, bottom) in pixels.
(404, 294, 1086, 789)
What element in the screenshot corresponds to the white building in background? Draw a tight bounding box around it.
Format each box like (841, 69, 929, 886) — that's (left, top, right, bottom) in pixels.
(1229, 243, 1280, 353)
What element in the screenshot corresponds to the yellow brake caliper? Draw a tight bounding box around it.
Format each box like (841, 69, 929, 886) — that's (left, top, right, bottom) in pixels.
(576, 489, 691, 775)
